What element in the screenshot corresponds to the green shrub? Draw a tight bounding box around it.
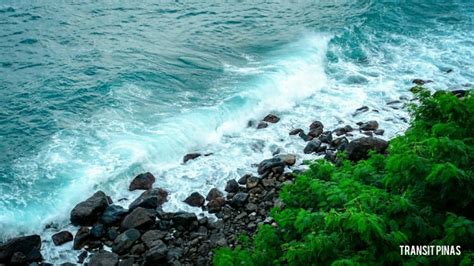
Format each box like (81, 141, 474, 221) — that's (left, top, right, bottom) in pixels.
(213, 88, 474, 265)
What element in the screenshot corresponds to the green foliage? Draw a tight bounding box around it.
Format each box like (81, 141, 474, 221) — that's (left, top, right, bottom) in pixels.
(213, 88, 474, 265)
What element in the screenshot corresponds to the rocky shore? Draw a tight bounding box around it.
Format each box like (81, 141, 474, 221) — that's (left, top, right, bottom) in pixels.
(6, 84, 450, 265)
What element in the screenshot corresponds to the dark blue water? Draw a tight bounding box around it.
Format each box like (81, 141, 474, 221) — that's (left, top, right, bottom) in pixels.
(1, 1, 473, 261)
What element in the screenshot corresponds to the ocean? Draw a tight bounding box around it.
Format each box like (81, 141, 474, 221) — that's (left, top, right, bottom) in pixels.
(0, 0, 473, 262)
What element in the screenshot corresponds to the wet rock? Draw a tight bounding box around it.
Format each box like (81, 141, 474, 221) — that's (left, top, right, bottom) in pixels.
(167, 247, 183, 262)
(298, 131, 309, 141)
(183, 153, 201, 163)
(275, 154, 296, 166)
(209, 232, 227, 248)
(144, 240, 168, 264)
(121, 207, 156, 230)
(70, 191, 109, 226)
(374, 129, 385, 136)
(333, 125, 353, 136)
(206, 188, 224, 201)
(101, 205, 128, 226)
(229, 192, 248, 208)
(256, 121, 268, 129)
(129, 172, 156, 191)
(141, 230, 167, 249)
(359, 120, 379, 131)
(10, 251, 27, 264)
(257, 158, 285, 177)
(131, 243, 146, 255)
(89, 250, 119, 266)
(289, 128, 303, 135)
(77, 251, 88, 263)
(303, 139, 322, 154)
(172, 212, 198, 229)
(331, 137, 349, 151)
(207, 197, 226, 213)
(112, 229, 141, 254)
(107, 228, 119, 241)
(346, 137, 389, 161)
(412, 79, 432, 85)
(90, 224, 105, 240)
(263, 114, 280, 123)
(362, 131, 373, 137)
(184, 192, 205, 207)
(129, 188, 168, 211)
(118, 258, 134, 266)
(224, 179, 239, 193)
(238, 174, 249, 185)
(308, 127, 323, 139)
(73, 227, 90, 250)
(52, 231, 73, 246)
(0, 235, 42, 264)
(319, 131, 333, 143)
(246, 175, 259, 190)
(353, 106, 369, 116)
(309, 121, 324, 130)
(451, 89, 468, 98)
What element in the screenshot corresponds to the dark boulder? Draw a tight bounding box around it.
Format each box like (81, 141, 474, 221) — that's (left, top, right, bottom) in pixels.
(275, 154, 296, 166)
(73, 227, 90, 250)
(141, 230, 167, 249)
(121, 207, 156, 230)
(451, 89, 468, 98)
(206, 188, 224, 201)
(101, 205, 128, 226)
(90, 224, 106, 239)
(171, 212, 198, 228)
(256, 121, 268, 129)
(263, 114, 280, 123)
(238, 174, 249, 185)
(246, 175, 259, 190)
(257, 158, 285, 177)
(333, 125, 353, 136)
(412, 79, 432, 85)
(88, 250, 119, 266)
(359, 120, 379, 131)
(353, 106, 369, 116)
(112, 229, 141, 254)
(70, 191, 109, 226)
(374, 129, 385, 136)
(309, 121, 324, 130)
(224, 179, 239, 193)
(183, 153, 201, 163)
(52, 231, 73, 246)
(319, 131, 333, 143)
(183, 192, 205, 207)
(308, 127, 323, 139)
(346, 137, 389, 161)
(209, 232, 227, 248)
(331, 137, 349, 151)
(303, 139, 322, 154)
(289, 128, 303, 135)
(144, 240, 168, 265)
(298, 131, 309, 141)
(229, 192, 249, 208)
(0, 235, 42, 264)
(129, 188, 168, 211)
(206, 197, 226, 213)
(129, 172, 156, 191)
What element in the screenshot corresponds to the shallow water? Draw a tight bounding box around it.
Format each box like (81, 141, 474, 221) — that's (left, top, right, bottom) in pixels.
(0, 1, 473, 262)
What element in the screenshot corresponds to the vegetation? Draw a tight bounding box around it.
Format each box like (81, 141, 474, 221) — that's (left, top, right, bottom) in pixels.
(214, 87, 474, 265)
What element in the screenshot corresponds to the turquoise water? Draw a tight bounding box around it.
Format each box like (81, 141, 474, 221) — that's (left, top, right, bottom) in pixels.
(0, 1, 473, 258)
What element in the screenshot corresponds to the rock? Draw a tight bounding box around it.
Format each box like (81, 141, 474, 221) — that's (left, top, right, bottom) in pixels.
(10, 251, 27, 264)
(101, 205, 128, 226)
(224, 179, 239, 193)
(77, 251, 88, 263)
(112, 229, 141, 254)
(131, 243, 145, 255)
(263, 114, 280, 123)
(121, 207, 156, 230)
(451, 89, 468, 98)
(209, 232, 227, 248)
(207, 197, 226, 213)
(107, 228, 119, 241)
(353, 106, 369, 116)
(412, 79, 432, 85)
(308, 127, 323, 139)
(257, 158, 285, 177)
(167, 247, 183, 262)
(229, 192, 248, 208)
(73, 227, 90, 250)
(333, 125, 353, 136)
(275, 154, 296, 166)
(0, 235, 42, 264)
(206, 188, 224, 201)
(359, 120, 379, 131)
(324, 151, 338, 164)
(184, 192, 205, 207)
(141, 230, 167, 249)
(309, 121, 324, 130)
(88, 250, 119, 266)
(70, 191, 109, 226)
(331, 137, 349, 151)
(129, 188, 168, 211)
(129, 172, 156, 191)
(183, 153, 201, 163)
(256, 121, 268, 129)
(90, 224, 106, 239)
(374, 129, 384, 136)
(144, 240, 168, 265)
(319, 131, 333, 143)
(303, 139, 322, 154)
(298, 131, 309, 141)
(238, 174, 249, 185)
(346, 137, 389, 161)
(172, 212, 198, 228)
(289, 128, 303, 135)
(245, 175, 259, 190)
(52, 231, 73, 246)
(119, 258, 134, 266)
(362, 131, 373, 137)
